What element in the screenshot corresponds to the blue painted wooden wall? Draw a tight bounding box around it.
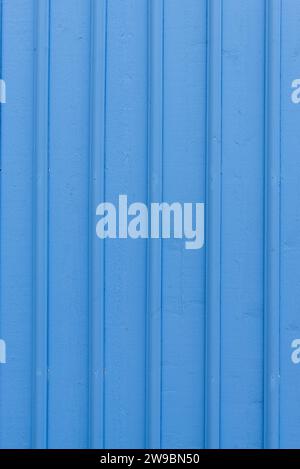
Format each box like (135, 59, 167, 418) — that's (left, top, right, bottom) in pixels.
(0, 0, 300, 449)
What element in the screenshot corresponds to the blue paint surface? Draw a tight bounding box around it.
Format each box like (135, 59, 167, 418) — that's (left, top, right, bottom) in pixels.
(0, 0, 299, 449)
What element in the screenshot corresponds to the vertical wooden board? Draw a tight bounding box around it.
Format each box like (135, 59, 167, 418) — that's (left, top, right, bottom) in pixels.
(0, 0, 34, 449)
(161, 0, 206, 449)
(103, 0, 148, 449)
(280, 0, 300, 449)
(47, 0, 91, 449)
(221, 0, 265, 449)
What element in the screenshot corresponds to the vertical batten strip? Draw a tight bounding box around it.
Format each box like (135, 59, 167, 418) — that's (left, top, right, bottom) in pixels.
(146, 0, 164, 449)
(205, 0, 223, 450)
(0, 4, 3, 429)
(32, 0, 51, 449)
(264, 0, 282, 450)
(88, 0, 107, 449)
(0, 0, 2, 344)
